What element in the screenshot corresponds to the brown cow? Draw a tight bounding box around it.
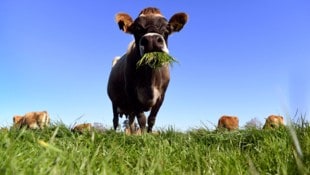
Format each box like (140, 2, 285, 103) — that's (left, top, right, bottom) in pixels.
(217, 115, 239, 131)
(263, 115, 284, 129)
(107, 7, 188, 133)
(71, 123, 92, 133)
(13, 111, 50, 129)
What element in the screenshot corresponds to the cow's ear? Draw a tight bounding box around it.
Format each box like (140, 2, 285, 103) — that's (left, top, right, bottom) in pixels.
(115, 13, 133, 33)
(168, 12, 188, 33)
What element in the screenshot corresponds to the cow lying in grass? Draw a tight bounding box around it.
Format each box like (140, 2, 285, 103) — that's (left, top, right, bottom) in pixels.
(263, 115, 284, 129)
(71, 123, 92, 133)
(217, 115, 239, 131)
(107, 7, 188, 134)
(13, 111, 50, 129)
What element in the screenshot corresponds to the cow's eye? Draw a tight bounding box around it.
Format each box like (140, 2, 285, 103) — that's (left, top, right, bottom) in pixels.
(134, 24, 145, 33)
(162, 29, 169, 37)
(160, 25, 169, 34)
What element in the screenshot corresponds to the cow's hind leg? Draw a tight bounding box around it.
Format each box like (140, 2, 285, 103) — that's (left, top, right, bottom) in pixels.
(112, 104, 119, 130)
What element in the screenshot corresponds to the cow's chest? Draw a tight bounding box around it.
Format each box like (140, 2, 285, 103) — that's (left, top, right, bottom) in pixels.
(135, 85, 161, 109)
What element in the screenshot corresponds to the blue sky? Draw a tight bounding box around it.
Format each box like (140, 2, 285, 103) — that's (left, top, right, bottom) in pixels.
(1, 1, 309, 130)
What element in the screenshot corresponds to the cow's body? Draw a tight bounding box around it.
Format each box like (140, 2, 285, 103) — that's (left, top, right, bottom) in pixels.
(13, 111, 50, 129)
(263, 115, 284, 129)
(217, 115, 239, 131)
(107, 7, 187, 133)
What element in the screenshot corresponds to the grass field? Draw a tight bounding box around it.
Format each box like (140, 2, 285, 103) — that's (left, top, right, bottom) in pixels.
(0, 118, 309, 175)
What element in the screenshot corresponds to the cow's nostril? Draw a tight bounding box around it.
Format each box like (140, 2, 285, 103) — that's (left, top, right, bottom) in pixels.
(140, 37, 148, 46)
(157, 37, 163, 44)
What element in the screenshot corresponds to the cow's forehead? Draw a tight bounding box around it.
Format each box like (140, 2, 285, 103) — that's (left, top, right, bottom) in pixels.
(133, 16, 168, 31)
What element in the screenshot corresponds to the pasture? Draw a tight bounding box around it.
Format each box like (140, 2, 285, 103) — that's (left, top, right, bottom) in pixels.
(0, 119, 309, 175)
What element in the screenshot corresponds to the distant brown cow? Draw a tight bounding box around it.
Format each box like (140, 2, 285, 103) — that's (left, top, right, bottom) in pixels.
(217, 115, 239, 131)
(13, 111, 50, 129)
(107, 7, 188, 133)
(263, 115, 284, 129)
(71, 123, 92, 133)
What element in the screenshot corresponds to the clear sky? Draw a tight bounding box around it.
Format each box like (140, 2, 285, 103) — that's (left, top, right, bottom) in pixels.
(1, 1, 309, 130)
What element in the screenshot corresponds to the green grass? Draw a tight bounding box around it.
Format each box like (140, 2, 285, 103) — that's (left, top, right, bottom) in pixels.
(136, 52, 177, 69)
(0, 122, 309, 175)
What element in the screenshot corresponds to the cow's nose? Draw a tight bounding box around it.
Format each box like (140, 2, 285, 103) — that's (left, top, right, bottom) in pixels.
(139, 33, 168, 55)
(140, 35, 164, 51)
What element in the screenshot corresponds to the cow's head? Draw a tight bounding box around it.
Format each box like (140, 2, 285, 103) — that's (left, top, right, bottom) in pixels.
(13, 115, 23, 124)
(13, 115, 24, 128)
(115, 7, 188, 56)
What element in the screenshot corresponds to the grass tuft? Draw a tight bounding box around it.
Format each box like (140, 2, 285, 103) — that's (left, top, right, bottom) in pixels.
(0, 119, 310, 174)
(136, 52, 177, 69)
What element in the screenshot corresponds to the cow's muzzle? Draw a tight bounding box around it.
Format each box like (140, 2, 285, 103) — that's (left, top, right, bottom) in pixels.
(139, 33, 169, 56)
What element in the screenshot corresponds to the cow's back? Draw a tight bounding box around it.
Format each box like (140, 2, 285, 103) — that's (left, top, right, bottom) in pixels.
(107, 54, 130, 111)
(24, 111, 50, 129)
(263, 115, 284, 129)
(218, 116, 239, 131)
(72, 123, 92, 133)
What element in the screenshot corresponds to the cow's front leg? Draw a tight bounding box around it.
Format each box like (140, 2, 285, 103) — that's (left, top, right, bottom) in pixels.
(127, 114, 136, 135)
(147, 97, 165, 133)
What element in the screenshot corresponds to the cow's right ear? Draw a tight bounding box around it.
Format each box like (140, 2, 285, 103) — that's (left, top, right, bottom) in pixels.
(115, 13, 133, 33)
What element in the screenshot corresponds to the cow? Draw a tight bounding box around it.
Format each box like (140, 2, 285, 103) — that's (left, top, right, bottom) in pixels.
(217, 115, 239, 131)
(107, 7, 188, 133)
(263, 115, 284, 129)
(71, 123, 92, 133)
(13, 111, 50, 129)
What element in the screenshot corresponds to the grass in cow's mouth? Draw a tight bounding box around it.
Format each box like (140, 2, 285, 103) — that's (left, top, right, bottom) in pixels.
(136, 52, 177, 69)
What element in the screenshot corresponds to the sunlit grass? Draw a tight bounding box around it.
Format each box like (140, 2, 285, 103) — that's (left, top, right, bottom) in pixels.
(0, 117, 309, 174)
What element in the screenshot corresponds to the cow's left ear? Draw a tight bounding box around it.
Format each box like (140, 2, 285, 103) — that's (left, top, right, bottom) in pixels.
(168, 12, 188, 33)
(115, 13, 133, 33)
